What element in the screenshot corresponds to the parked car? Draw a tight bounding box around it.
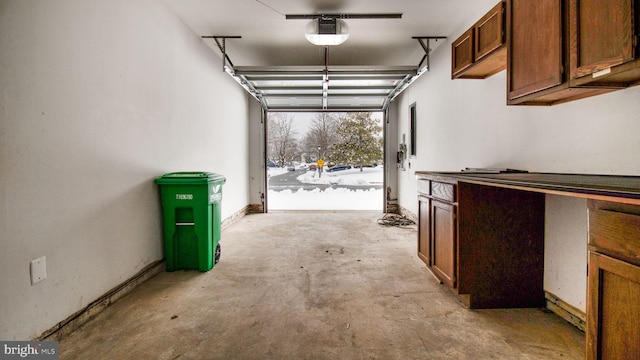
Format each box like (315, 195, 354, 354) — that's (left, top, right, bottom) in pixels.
(309, 164, 317, 171)
(327, 164, 352, 172)
(287, 165, 296, 171)
(353, 163, 378, 168)
(267, 160, 277, 168)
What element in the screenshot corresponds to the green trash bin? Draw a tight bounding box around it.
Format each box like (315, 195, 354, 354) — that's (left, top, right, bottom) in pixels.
(155, 172, 226, 272)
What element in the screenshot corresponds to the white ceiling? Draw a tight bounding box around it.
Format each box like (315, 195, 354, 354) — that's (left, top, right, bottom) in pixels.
(161, 0, 499, 110)
(163, 0, 498, 67)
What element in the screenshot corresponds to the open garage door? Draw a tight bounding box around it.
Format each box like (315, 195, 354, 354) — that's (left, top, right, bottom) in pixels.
(233, 66, 417, 111)
(266, 111, 384, 211)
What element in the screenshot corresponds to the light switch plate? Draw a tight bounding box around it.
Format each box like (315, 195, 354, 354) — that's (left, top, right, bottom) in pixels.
(30, 256, 47, 285)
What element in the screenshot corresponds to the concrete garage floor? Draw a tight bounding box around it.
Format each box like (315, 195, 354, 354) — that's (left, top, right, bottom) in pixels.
(59, 211, 585, 359)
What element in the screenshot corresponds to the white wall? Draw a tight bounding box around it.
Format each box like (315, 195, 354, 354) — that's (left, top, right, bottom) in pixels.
(544, 196, 588, 311)
(385, 104, 400, 209)
(248, 100, 265, 209)
(0, 0, 250, 340)
(395, 13, 640, 312)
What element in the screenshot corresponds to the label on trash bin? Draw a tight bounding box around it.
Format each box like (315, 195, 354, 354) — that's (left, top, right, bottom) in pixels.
(176, 194, 193, 200)
(166, 172, 206, 177)
(210, 193, 222, 202)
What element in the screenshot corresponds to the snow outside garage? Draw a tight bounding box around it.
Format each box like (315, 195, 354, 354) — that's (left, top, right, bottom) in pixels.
(266, 112, 384, 211)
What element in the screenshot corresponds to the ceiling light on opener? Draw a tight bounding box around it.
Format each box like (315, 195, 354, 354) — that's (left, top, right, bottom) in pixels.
(305, 17, 349, 46)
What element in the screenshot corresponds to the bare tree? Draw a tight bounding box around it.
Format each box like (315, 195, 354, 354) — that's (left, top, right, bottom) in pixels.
(301, 113, 340, 161)
(267, 113, 299, 167)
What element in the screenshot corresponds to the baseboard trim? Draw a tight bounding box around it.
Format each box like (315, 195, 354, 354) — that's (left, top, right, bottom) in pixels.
(545, 291, 586, 332)
(221, 205, 253, 230)
(397, 205, 417, 223)
(39, 259, 165, 341)
(385, 200, 399, 214)
(39, 206, 253, 341)
(247, 203, 264, 214)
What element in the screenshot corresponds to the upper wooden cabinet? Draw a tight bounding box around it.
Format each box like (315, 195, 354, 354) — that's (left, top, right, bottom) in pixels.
(506, 0, 639, 105)
(452, 2, 507, 79)
(507, 0, 610, 105)
(507, 0, 563, 101)
(569, 0, 640, 88)
(452, 28, 474, 77)
(475, 2, 506, 61)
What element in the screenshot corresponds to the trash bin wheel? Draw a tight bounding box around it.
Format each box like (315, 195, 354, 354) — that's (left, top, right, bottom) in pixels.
(214, 243, 221, 264)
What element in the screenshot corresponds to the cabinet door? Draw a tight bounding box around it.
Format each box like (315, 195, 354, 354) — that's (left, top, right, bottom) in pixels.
(570, 0, 635, 79)
(587, 252, 640, 360)
(431, 199, 456, 288)
(476, 1, 505, 61)
(507, 0, 563, 100)
(452, 28, 475, 77)
(417, 196, 431, 265)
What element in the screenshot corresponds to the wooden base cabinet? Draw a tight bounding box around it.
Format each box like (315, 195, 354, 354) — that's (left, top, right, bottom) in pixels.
(416, 172, 640, 360)
(416, 174, 545, 309)
(587, 252, 640, 360)
(430, 199, 456, 288)
(417, 194, 431, 266)
(457, 182, 545, 308)
(417, 179, 457, 289)
(587, 202, 640, 360)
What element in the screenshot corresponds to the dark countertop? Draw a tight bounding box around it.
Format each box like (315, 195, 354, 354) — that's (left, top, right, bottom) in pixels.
(416, 171, 640, 203)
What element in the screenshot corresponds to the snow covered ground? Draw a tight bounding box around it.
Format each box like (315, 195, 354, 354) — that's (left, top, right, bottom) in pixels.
(267, 166, 384, 210)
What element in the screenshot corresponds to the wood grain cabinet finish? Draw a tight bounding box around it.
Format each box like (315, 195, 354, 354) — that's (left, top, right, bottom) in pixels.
(475, 2, 505, 61)
(417, 179, 431, 266)
(587, 202, 640, 360)
(452, 1, 506, 79)
(569, 0, 640, 88)
(506, 0, 611, 105)
(587, 253, 640, 360)
(430, 199, 456, 288)
(451, 28, 475, 77)
(429, 180, 457, 288)
(417, 180, 457, 288)
(417, 194, 431, 266)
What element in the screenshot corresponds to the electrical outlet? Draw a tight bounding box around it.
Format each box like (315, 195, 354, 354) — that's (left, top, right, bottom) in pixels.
(30, 256, 47, 285)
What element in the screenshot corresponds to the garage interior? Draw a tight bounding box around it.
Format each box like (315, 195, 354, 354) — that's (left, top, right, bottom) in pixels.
(2, 0, 640, 359)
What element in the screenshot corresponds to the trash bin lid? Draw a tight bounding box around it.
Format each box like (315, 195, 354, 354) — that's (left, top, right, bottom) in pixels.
(155, 172, 226, 184)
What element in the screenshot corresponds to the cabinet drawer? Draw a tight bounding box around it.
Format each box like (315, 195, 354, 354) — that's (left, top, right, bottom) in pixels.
(417, 179, 430, 196)
(589, 208, 640, 266)
(431, 182, 456, 203)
